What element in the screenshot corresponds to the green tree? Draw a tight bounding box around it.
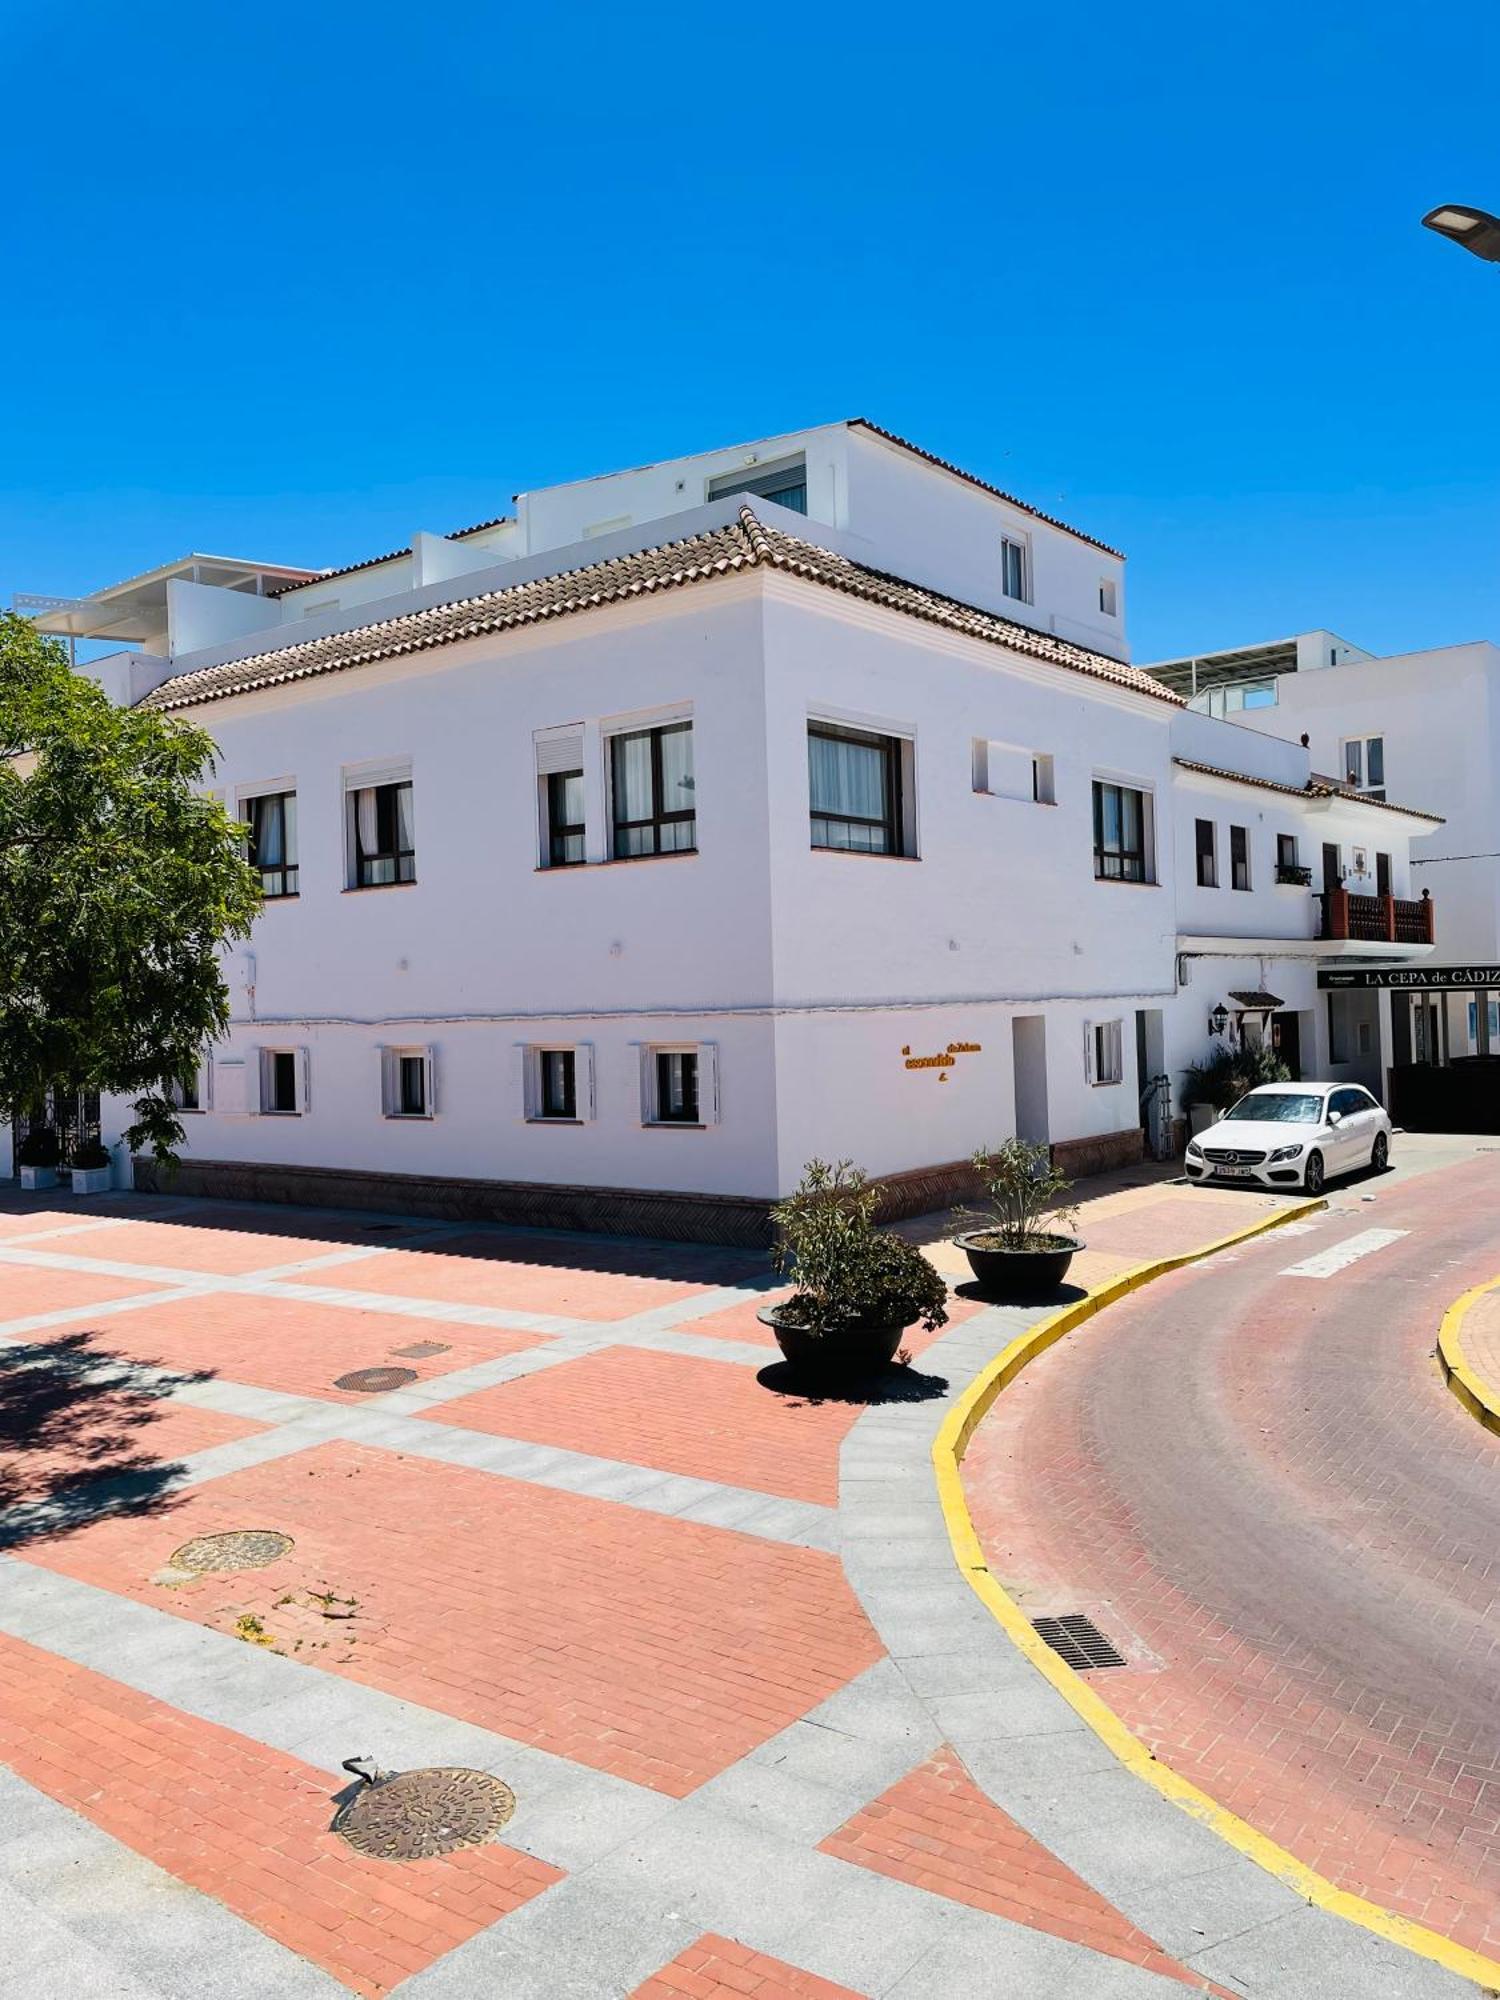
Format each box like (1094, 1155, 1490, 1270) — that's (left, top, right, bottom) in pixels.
(0, 611, 260, 1161)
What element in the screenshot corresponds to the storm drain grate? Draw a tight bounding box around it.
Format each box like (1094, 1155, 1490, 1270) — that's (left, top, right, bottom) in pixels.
(334, 1766, 516, 1859)
(1031, 1614, 1127, 1671)
(391, 1342, 450, 1359)
(334, 1366, 420, 1393)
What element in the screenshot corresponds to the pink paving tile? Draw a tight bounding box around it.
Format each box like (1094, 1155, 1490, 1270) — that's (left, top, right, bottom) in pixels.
(0, 1263, 161, 1320)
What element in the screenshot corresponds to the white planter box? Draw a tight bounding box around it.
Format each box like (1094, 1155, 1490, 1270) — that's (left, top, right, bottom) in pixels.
(70, 1165, 113, 1196)
(19, 1165, 58, 1191)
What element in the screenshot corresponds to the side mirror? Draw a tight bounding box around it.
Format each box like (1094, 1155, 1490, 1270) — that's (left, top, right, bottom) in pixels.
(1327, 1110, 1342, 1126)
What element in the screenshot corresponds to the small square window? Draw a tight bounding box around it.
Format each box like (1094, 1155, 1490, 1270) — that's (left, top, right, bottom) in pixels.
(260, 1049, 302, 1115)
(168, 1067, 205, 1113)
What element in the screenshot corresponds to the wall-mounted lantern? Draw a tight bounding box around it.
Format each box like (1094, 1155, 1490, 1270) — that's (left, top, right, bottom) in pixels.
(1209, 1003, 1229, 1038)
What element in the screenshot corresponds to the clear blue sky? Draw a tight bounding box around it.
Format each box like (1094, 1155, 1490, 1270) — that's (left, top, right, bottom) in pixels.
(5, 1, 1498, 663)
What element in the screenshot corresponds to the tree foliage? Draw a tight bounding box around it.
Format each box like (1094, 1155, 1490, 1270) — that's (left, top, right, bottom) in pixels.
(0, 612, 260, 1159)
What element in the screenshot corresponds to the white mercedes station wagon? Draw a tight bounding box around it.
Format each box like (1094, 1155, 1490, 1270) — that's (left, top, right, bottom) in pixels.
(1184, 1081, 1392, 1195)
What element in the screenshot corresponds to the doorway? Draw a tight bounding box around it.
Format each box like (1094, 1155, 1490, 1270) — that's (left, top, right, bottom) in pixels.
(1012, 1016, 1048, 1146)
(1271, 1011, 1302, 1080)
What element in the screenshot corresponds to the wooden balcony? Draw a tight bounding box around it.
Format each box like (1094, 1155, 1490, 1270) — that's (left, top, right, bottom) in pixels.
(1319, 887, 1435, 945)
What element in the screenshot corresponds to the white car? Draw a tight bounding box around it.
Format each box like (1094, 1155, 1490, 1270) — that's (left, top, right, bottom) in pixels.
(1184, 1080, 1391, 1196)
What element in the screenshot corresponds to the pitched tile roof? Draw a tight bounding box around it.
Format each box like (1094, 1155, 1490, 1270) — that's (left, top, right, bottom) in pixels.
(1173, 756, 1444, 825)
(847, 420, 1125, 559)
(141, 508, 1176, 716)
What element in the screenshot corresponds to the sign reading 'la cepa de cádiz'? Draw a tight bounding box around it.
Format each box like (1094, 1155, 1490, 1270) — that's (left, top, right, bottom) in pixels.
(1318, 966, 1500, 991)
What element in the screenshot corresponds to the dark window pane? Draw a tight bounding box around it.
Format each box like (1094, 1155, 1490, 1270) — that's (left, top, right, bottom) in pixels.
(353, 781, 416, 887)
(611, 724, 697, 859)
(540, 1050, 576, 1119)
(655, 1051, 699, 1122)
(270, 1051, 297, 1112)
(808, 727, 900, 854)
(547, 770, 586, 866)
(398, 1056, 425, 1116)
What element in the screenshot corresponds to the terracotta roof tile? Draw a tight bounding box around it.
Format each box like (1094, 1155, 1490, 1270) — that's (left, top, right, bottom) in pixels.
(1173, 756, 1443, 825)
(141, 509, 1175, 716)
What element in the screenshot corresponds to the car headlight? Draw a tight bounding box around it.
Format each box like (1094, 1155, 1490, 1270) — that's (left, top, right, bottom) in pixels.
(1186, 1141, 1203, 1158)
(1268, 1143, 1304, 1163)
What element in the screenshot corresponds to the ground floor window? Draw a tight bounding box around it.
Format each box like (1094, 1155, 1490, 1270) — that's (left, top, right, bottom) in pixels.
(540, 1049, 576, 1119)
(1085, 1019, 1124, 1085)
(641, 1044, 718, 1126)
(381, 1047, 434, 1119)
(259, 1048, 304, 1115)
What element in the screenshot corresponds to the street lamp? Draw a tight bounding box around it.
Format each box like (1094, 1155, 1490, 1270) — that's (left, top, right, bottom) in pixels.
(1422, 204, 1500, 262)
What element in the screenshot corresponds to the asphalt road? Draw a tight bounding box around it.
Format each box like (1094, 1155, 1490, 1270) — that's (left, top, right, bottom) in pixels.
(964, 1139, 1500, 1967)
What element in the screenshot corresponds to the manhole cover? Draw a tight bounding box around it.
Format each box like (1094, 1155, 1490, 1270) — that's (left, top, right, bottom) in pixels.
(1032, 1613, 1126, 1671)
(168, 1529, 294, 1575)
(334, 1768, 516, 1859)
(333, 1366, 419, 1392)
(391, 1341, 450, 1359)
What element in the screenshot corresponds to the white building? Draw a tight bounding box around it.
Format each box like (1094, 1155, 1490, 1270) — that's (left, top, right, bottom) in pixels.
(1149, 631, 1500, 1131)
(14, 426, 1441, 1240)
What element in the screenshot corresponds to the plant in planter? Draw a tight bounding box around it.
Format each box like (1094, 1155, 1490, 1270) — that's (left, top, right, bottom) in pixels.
(69, 1139, 112, 1196)
(758, 1160, 948, 1376)
(1181, 1039, 1290, 1134)
(953, 1139, 1082, 1299)
(17, 1124, 61, 1192)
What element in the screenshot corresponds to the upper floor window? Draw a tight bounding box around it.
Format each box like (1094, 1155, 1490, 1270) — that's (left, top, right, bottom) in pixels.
(1001, 536, 1031, 604)
(1276, 833, 1309, 884)
(1195, 818, 1217, 888)
(810, 724, 907, 855)
(611, 722, 696, 858)
(1341, 734, 1385, 800)
(244, 791, 298, 898)
(1092, 780, 1149, 883)
(349, 778, 415, 887)
(547, 771, 585, 867)
(707, 457, 807, 514)
(1230, 825, 1251, 891)
(1098, 578, 1118, 617)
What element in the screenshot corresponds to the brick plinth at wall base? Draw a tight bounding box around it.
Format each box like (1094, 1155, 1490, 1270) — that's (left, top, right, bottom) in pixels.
(1049, 1128, 1144, 1178)
(132, 1156, 777, 1250)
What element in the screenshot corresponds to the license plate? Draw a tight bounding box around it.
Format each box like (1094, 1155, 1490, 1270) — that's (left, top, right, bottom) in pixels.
(1216, 1165, 1255, 1179)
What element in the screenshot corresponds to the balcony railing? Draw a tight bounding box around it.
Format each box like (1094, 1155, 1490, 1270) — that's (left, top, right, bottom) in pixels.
(1318, 887, 1435, 945)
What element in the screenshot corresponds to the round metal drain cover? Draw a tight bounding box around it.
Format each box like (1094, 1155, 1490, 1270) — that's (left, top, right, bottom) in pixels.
(334, 1768, 516, 1860)
(333, 1366, 419, 1393)
(168, 1529, 294, 1574)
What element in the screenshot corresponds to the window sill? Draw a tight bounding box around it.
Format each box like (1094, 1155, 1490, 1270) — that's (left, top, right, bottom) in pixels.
(344, 881, 418, 893)
(642, 1120, 707, 1130)
(383, 1113, 434, 1122)
(260, 1110, 303, 1117)
(603, 849, 700, 867)
(259, 892, 301, 902)
(810, 847, 921, 862)
(526, 1116, 584, 1125)
(975, 793, 1057, 807)
(1094, 875, 1161, 889)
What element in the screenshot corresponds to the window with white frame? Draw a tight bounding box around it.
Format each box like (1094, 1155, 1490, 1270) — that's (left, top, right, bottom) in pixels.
(345, 763, 415, 887)
(522, 1044, 595, 1122)
(1001, 535, 1030, 603)
(242, 789, 298, 898)
(1230, 824, 1251, 891)
(1084, 1019, 1124, 1086)
(167, 1061, 210, 1113)
(256, 1047, 308, 1115)
(706, 456, 807, 514)
(536, 727, 586, 867)
(1195, 817, 1218, 888)
(1098, 578, 1118, 617)
(380, 1046, 434, 1119)
(640, 1044, 718, 1126)
(972, 741, 1055, 805)
(1340, 734, 1385, 800)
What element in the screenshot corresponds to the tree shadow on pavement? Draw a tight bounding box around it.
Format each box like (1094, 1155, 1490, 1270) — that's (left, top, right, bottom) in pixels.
(0, 1331, 214, 1549)
(755, 1360, 950, 1408)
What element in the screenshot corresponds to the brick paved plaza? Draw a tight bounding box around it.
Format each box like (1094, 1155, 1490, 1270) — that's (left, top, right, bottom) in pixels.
(0, 1161, 1491, 1997)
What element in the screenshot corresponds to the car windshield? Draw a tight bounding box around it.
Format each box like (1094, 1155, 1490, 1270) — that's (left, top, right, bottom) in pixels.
(1223, 1091, 1325, 1125)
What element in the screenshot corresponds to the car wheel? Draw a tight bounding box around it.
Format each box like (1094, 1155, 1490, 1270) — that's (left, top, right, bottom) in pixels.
(1371, 1131, 1389, 1173)
(1304, 1150, 1326, 1195)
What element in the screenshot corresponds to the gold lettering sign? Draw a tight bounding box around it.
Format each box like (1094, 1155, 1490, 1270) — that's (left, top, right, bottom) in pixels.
(901, 1040, 983, 1078)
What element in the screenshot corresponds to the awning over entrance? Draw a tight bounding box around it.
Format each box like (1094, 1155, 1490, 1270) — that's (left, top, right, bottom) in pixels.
(1228, 990, 1283, 1010)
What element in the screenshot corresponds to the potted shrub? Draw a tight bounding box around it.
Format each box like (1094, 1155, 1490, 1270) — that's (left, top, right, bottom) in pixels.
(17, 1125, 61, 1192)
(1181, 1040, 1290, 1137)
(757, 1159, 948, 1376)
(953, 1139, 1082, 1299)
(69, 1139, 112, 1196)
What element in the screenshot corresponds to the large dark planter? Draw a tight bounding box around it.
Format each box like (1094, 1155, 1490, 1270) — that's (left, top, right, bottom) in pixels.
(756, 1305, 907, 1377)
(953, 1232, 1082, 1300)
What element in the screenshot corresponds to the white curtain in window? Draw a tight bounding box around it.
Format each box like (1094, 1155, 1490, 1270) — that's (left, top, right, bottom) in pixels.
(281, 792, 297, 864)
(395, 782, 415, 853)
(355, 787, 379, 856)
(255, 795, 285, 868)
(659, 726, 694, 806)
(809, 733, 885, 819)
(614, 733, 653, 820)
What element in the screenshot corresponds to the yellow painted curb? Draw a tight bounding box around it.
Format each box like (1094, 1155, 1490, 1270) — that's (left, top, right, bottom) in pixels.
(934, 1196, 1500, 1995)
(1437, 1278, 1500, 1439)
